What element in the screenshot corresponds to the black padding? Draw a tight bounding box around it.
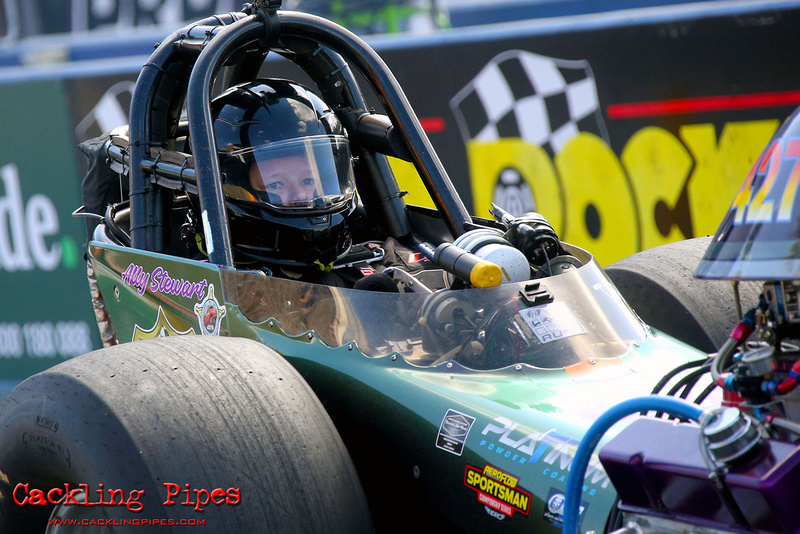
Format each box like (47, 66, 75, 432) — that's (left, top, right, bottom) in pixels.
(353, 272, 398, 292)
(79, 133, 127, 242)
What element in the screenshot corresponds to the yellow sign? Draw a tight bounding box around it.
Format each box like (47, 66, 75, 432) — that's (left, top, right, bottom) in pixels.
(391, 119, 778, 266)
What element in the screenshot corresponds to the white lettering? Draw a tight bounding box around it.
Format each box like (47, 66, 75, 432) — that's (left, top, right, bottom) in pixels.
(0, 322, 91, 359)
(0, 163, 34, 271)
(0, 163, 62, 272)
(0, 323, 24, 357)
(26, 194, 61, 271)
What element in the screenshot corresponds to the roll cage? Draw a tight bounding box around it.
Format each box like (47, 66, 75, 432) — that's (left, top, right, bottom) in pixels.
(119, 0, 474, 268)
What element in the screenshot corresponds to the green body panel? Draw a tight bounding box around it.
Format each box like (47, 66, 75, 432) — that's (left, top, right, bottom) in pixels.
(89, 241, 705, 532)
(90, 244, 228, 342)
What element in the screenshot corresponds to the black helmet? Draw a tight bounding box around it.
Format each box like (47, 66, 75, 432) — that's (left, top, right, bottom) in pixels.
(211, 79, 357, 268)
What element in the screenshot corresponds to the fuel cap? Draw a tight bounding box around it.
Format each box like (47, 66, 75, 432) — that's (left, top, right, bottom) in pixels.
(703, 407, 763, 465)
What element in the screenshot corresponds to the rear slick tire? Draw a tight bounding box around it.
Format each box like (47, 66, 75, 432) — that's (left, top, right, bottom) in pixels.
(605, 236, 762, 353)
(0, 336, 373, 533)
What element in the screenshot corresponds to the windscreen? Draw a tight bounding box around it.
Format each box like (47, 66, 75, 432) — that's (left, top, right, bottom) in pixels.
(221, 256, 647, 370)
(229, 135, 355, 208)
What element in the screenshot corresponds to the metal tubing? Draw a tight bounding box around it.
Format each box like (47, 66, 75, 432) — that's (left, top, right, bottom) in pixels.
(129, 28, 184, 252)
(186, 15, 264, 267)
(132, 8, 469, 262)
(278, 12, 472, 238)
(129, 12, 245, 252)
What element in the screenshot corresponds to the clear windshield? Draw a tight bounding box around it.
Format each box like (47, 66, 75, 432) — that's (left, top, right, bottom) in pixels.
(221, 250, 647, 370)
(228, 135, 355, 208)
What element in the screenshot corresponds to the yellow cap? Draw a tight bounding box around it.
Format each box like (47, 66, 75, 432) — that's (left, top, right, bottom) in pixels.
(469, 260, 503, 288)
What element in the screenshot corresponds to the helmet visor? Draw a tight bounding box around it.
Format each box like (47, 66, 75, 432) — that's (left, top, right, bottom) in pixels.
(230, 135, 355, 208)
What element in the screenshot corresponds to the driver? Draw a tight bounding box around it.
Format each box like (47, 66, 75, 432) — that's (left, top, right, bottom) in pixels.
(206, 78, 427, 287)
(209, 79, 363, 276)
(248, 145, 318, 205)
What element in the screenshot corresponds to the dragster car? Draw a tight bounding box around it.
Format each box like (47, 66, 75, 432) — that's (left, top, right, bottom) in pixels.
(0, 1, 791, 533)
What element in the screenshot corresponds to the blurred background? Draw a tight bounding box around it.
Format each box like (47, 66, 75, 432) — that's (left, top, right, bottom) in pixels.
(1, 0, 798, 394)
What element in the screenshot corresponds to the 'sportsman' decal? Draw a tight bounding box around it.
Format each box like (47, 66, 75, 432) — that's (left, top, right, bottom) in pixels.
(464, 464, 531, 517)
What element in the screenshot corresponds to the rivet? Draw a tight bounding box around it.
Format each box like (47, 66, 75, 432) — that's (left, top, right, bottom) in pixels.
(268, 320, 274, 327)
(446, 362, 453, 369)
(514, 364, 522, 371)
(307, 332, 314, 340)
(589, 359, 596, 365)
(391, 354, 397, 361)
(348, 343, 354, 351)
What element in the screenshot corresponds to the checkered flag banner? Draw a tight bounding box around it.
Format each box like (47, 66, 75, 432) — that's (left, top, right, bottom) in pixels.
(450, 50, 609, 156)
(75, 81, 135, 142)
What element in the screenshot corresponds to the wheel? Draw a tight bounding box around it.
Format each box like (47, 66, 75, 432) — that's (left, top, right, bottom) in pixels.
(604, 236, 762, 353)
(0, 336, 373, 533)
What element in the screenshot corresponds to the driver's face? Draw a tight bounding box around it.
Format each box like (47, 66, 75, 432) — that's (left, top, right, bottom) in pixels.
(249, 154, 317, 205)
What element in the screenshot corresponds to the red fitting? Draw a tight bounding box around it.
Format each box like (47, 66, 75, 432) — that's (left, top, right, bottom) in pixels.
(730, 321, 754, 342)
(716, 373, 729, 389)
(722, 389, 745, 408)
(776, 359, 800, 395)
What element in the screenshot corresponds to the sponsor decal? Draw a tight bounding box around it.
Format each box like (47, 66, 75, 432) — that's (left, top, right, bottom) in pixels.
(406, 252, 429, 264)
(484, 505, 507, 521)
(193, 285, 226, 336)
(518, 301, 586, 343)
(121, 263, 208, 300)
(464, 464, 531, 517)
(478, 417, 610, 495)
(542, 487, 587, 528)
(435, 409, 476, 456)
(132, 306, 195, 341)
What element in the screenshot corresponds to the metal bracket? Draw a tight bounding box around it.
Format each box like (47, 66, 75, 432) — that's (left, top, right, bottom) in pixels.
(252, 0, 282, 9)
(519, 282, 554, 307)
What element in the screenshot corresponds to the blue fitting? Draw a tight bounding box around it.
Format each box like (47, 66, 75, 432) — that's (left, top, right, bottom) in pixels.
(562, 396, 704, 534)
(724, 374, 737, 392)
(762, 379, 779, 396)
(742, 307, 757, 329)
